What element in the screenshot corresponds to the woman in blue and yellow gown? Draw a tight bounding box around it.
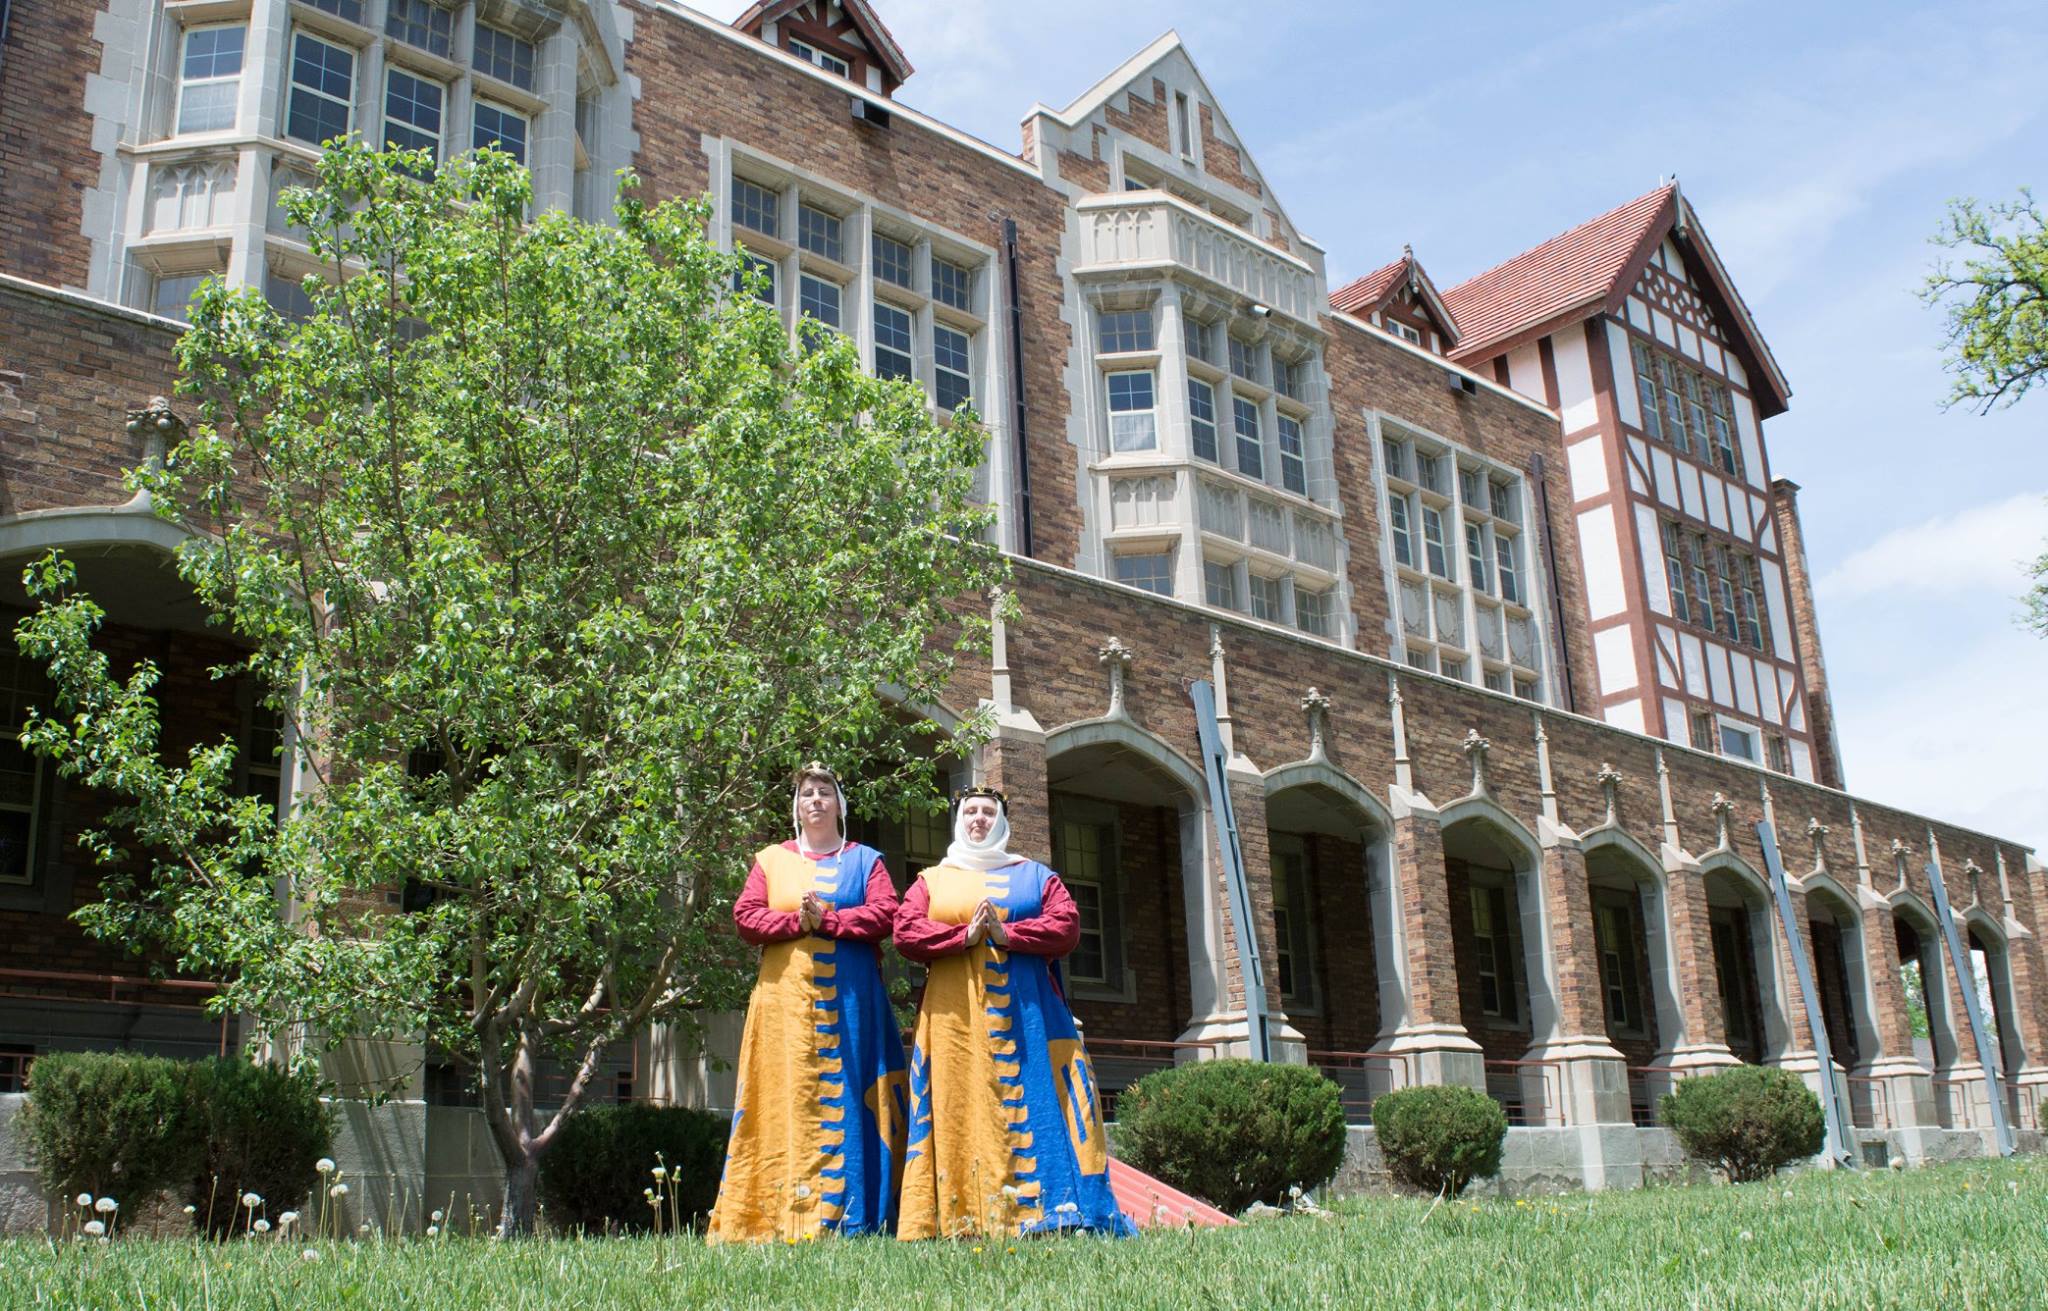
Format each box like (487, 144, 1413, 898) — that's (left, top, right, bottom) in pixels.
(707, 763, 908, 1242)
(892, 786, 1131, 1239)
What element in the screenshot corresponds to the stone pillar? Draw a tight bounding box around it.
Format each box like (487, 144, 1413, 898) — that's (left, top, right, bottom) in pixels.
(1855, 888, 1938, 1132)
(1227, 763, 1306, 1064)
(1369, 796, 1482, 1091)
(1653, 851, 1741, 1080)
(1932, 920, 1994, 1136)
(1525, 830, 1629, 1126)
(981, 724, 1050, 866)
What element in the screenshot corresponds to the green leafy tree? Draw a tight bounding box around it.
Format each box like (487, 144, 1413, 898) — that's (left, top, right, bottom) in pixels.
(13, 142, 1005, 1234)
(1924, 188, 2048, 633)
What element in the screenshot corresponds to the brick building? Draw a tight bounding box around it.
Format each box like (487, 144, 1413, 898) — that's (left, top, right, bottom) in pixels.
(1, 0, 2043, 1215)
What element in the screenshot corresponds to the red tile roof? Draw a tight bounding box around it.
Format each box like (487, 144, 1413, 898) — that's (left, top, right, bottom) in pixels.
(1330, 256, 1410, 317)
(1441, 185, 1674, 363)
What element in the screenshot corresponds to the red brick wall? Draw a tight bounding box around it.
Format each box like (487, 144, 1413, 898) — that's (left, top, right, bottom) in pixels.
(0, 286, 182, 517)
(0, 0, 103, 289)
(621, 3, 1083, 569)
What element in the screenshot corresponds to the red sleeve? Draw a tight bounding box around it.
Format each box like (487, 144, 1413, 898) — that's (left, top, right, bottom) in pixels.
(733, 862, 804, 944)
(892, 876, 971, 961)
(1000, 873, 1081, 957)
(818, 855, 899, 943)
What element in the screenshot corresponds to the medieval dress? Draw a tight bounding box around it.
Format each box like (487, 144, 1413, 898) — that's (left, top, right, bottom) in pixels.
(893, 848, 1132, 1239)
(707, 839, 909, 1242)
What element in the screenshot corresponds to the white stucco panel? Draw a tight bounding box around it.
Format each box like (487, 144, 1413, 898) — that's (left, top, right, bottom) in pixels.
(1703, 475, 1727, 531)
(1576, 506, 1629, 620)
(1567, 436, 1609, 501)
(1790, 738, 1812, 781)
(1552, 328, 1598, 433)
(1595, 624, 1639, 695)
(1706, 642, 1732, 706)
(1758, 668, 1785, 724)
(1730, 651, 1759, 717)
(1507, 342, 1545, 402)
(1678, 324, 1700, 361)
(1680, 632, 1707, 697)
(1676, 461, 1699, 519)
(1730, 391, 1765, 490)
(1607, 320, 1642, 428)
(1762, 560, 1793, 656)
(1662, 697, 1689, 743)
(1653, 309, 1676, 347)
(1605, 699, 1646, 734)
(1653, 625, 1679, 684)
(1636, 502, 1671, 614)
(1627, 296, 1650, 332)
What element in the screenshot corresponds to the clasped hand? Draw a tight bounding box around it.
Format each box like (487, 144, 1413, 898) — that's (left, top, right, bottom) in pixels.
(966, 898, 1009, 948)
(798, 892, 827, 934)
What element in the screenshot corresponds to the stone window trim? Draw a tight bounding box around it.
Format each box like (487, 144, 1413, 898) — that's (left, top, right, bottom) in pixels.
(1372, 412, 1551, 705)
(1466, 867, 1523, 1027)
(714, 144, 1000, 429)
(1590, 885, 1650, 1040)
(1270, 833, 1321, 1014)
(1050, 797, 1138, 1004)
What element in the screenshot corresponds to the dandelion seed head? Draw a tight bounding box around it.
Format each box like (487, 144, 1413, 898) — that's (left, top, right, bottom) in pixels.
(279, 1212, 298, 1228)
(652, 1166, 667, 1180)
(183, 1205, 197, 1216)
(241, 1192, 263, 1208)
(94, 1198, 117, 1214)
(253, 1219, 272, 1233)
(73, 1194, 92, 1209)
(82, 1220, 105, 1237)
(329, 1183, 349, 1198)
(316, 1159, 336, 1175)
(302, 1249, 320, 1262)
(431, 1210, 444, 1223)
(426, 1225, 439, 1237)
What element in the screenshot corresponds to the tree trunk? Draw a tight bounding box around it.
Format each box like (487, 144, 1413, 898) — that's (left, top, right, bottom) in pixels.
(498, 1151, 540, 1239)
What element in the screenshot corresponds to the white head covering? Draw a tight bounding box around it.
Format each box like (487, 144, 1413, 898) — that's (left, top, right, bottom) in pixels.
(791, 764, 848, 858)
(944, 794, 1019, 872)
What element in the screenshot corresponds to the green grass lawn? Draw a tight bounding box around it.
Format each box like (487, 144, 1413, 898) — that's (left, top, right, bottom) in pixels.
(4, 1157, 2045, 1310)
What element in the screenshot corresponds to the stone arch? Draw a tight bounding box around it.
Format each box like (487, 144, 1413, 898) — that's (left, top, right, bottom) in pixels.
(1262, 758, 1394, 1086)
(1696, 849, 1788, 1063)
(1042, 715, 1220, 1055)
(1581, 826, 1685, 1061)
(1963, 911, 2025, 1087)
(1435, 799, 1553, 1056)
(1888, 895, 1956, 1071)
(1801, 877, 1879, 1072)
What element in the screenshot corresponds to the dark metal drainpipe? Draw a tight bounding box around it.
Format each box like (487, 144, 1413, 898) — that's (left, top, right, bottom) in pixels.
(1530, 453, 1577, 713)
(999, 217, 1034, 558)
(0, 0, 13, 88)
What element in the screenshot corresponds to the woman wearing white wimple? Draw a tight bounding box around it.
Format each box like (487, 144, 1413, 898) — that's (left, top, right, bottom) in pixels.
(708, 762, 907, 1242)
(892, 785, 1131, 1239)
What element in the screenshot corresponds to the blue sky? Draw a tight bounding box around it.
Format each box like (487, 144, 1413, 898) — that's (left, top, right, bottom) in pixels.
(704, 0, 2048, 855)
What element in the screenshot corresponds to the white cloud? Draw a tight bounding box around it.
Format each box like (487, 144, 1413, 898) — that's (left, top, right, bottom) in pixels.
(1816, 493, 2048, 605)
(1833, 625, 2048, 857)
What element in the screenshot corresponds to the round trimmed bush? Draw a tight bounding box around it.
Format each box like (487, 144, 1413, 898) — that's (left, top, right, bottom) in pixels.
(1659, 1065, 1824, 1182)
(21, 1050, 199, 1206)
(1112, 1058, 1346, 1214)
(1371, 1085, 1507, 1197)
(184, 1058, 335, 1237)
(537, 1104, 729, 1233)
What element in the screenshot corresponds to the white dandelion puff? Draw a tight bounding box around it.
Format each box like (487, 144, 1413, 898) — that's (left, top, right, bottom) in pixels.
(652, 1166, 667, 1180)
(795, 1185, 811, 1200)
(253, 1219, 272, 1233)
(328, 1183, 349, 1198)
(316, 1159, 336, 1175)
(183, 1205, 197, 1216)
(426, 1225, 439, 1237)
(94, 1198, 117, 1214)
(241, 1192, 263, 1209)
(431, 1210, 444, 1223)
(82, 1220, 106, 1237)
(302, 1249, 320, 1262)
(74, 1194, 92, 1209)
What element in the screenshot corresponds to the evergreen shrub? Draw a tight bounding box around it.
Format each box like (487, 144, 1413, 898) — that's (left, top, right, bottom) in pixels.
(1659, 1065, 1824, 1182)
(1371, 1085, 1507, 1197)
(537, 1104, 729, 1233)
(1113, 1058, 1347, 1214)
